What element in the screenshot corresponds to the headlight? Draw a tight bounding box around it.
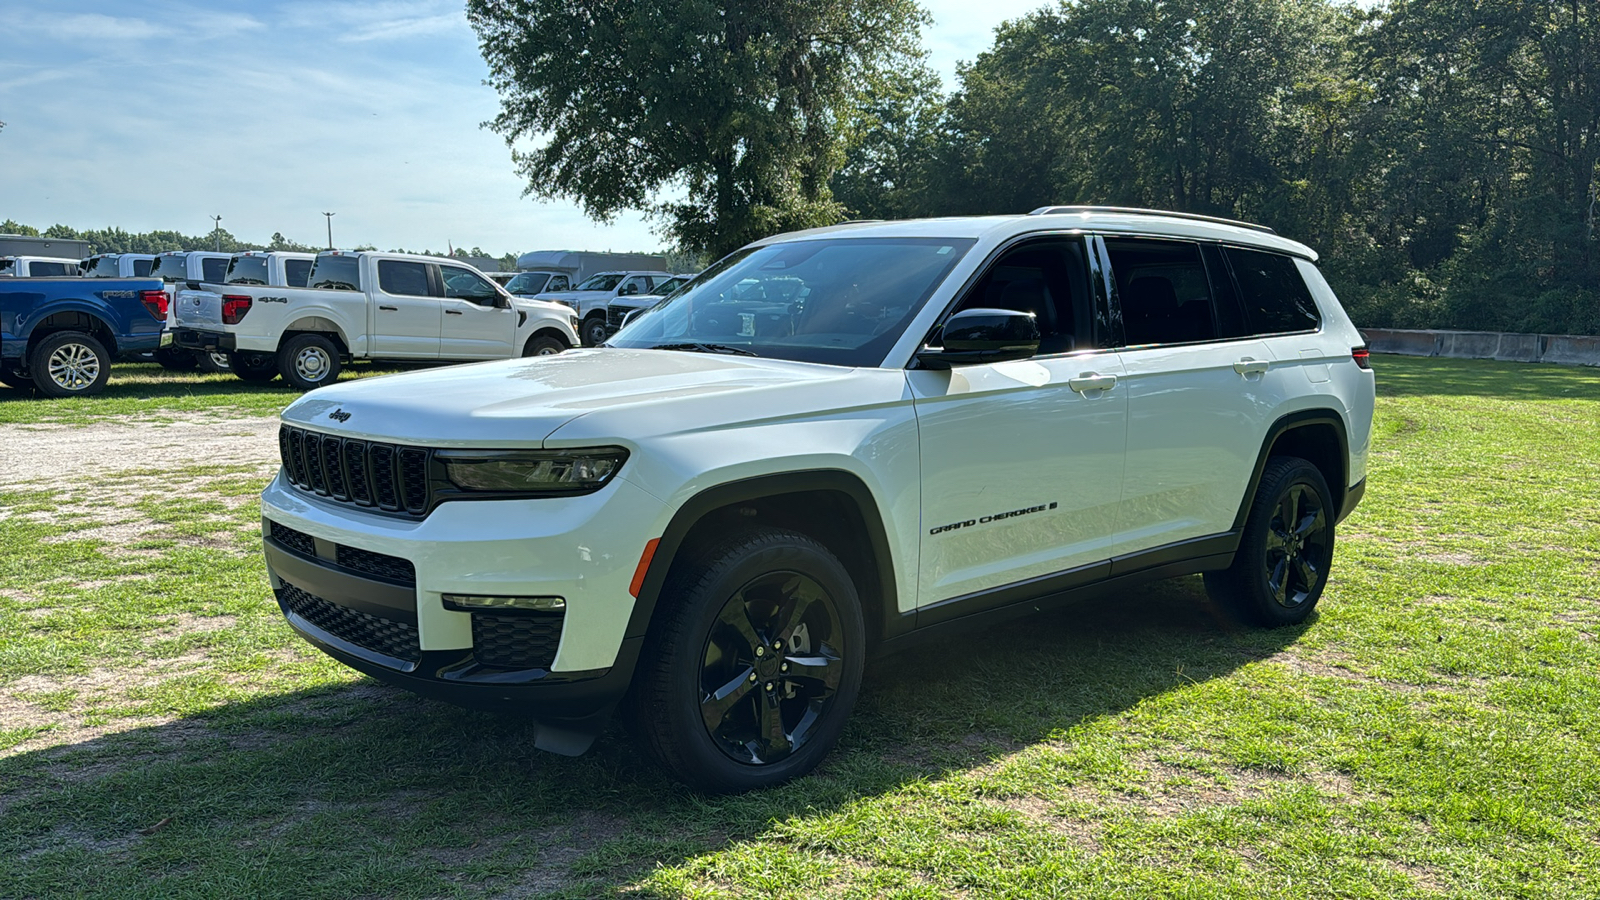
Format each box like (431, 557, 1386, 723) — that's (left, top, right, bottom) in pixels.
(435, 447, 628, 495)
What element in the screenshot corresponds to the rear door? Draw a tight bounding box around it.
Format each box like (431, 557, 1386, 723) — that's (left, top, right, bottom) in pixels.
(438, 264, 515, 358)
(371, 260, 439, 358)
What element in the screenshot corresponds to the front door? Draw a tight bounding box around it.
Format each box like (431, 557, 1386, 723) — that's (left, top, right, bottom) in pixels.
(371, 259, 439, 358)
(438, 264, 515, 358)
(909, 235, 1128, 613)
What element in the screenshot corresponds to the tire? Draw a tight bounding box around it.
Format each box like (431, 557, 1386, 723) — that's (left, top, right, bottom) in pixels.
(278, 334, 342, 391)
(30, 331, 112, 398)
(580, 314, 608, 347)
(197, 350, 233, 374)
(628, 527, 866, 793)
(1204, 456, 1336, 627)
(522, 334, 567, 357)
(229, 351, 278, 383)
(154, 347, 199, 372)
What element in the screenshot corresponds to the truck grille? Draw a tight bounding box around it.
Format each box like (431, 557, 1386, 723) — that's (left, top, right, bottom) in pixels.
(280, 582, 421, 664)
(606, 306, 628, 332)
(471, 612, 564, 670)
(280, 425, 432, 517)
(267, 519, 417, 586)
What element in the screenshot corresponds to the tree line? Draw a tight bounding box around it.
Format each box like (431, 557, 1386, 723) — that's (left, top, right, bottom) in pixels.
(473, 0, 1599, 335)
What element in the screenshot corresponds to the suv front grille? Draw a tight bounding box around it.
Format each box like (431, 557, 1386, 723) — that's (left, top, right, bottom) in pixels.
(280, 582, 420, 663)
(471, 612, 563, 670)
(279, 425, 432, 517)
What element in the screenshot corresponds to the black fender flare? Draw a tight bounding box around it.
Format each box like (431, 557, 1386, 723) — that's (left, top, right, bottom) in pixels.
(1232, 409, 1353, 531)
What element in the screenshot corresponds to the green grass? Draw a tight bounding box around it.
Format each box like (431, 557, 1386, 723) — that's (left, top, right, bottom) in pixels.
(2, 354, 1598, 898)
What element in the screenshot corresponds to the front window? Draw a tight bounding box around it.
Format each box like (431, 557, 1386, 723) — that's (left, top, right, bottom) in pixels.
(576, 273, 625, 292)
(505, 272, 552, 294)
(440, 265, 500, 304)
(150, 254, 189, 283)
(609, 237, 975, 367)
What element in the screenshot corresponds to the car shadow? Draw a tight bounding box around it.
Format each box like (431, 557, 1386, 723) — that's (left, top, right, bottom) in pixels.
(0, 576, 1306, 896)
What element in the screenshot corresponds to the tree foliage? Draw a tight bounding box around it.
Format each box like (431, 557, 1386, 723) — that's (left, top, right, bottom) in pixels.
(468, 0, 927, 257)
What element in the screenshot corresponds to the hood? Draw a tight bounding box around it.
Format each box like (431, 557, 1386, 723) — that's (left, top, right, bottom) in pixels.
(279, 349, 860, 447)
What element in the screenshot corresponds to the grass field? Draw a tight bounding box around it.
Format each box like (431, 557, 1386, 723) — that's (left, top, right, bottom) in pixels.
(2, 355, 1598, 899)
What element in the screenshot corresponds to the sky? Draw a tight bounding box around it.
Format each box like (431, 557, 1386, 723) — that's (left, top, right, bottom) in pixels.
(0, 0, 1047, 258)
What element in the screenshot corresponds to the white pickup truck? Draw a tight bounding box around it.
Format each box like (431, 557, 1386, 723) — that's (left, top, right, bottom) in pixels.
(151, 251, 236, 372)
(81, 253, 157, 279)
(223, 250, 317, 289)
(536, 270, 673, 346)
(0, 256, 81, 277)
(169, 250, 582, 389)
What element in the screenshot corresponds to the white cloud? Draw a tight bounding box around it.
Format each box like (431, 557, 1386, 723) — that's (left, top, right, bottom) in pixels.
(12, 12, 161, 42)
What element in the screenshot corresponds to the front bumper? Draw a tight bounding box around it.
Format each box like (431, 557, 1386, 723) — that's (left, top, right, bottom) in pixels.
(169, 328, 236, 352)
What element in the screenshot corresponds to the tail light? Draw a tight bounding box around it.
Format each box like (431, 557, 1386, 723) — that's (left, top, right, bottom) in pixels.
(139, 290, 168, 320)
(1352, 347, 1371, 370)
(222, 295, 253, 325)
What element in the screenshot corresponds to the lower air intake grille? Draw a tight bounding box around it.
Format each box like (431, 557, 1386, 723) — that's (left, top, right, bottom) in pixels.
(471, 613, 563, 670)
(268, 520, 317, 558)
(335, 545, 417, 585)
(281, 582, 420, 663)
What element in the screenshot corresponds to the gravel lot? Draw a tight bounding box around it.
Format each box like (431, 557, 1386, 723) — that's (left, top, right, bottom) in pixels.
(1, 413, 280, 487)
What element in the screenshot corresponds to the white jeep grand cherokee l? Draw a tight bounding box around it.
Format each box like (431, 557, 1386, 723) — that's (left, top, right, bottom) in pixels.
(260, 207, 1374, 792)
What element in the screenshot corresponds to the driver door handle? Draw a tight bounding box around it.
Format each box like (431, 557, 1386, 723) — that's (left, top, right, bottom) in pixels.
(1068, 372, 1118, 393)
(378, 305, 398, 311)
(1233, 358, 1270, 376)
(445, 309, 463, 315)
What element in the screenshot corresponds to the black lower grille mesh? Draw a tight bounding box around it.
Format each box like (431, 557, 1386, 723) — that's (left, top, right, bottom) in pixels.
(269, 520, 317, 558)
(281, 583, 420, 663)
(471, 613, 563, 669)
(336, 545, 417, 584)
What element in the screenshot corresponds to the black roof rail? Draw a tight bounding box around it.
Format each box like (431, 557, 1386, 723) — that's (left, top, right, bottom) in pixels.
(1026, 205, 1277, 236)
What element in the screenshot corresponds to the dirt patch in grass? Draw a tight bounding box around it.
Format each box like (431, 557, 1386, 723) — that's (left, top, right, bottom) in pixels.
(991, 795, 1103, 851)
(2, 413, 280, 487)
(483, 811, 632, 898)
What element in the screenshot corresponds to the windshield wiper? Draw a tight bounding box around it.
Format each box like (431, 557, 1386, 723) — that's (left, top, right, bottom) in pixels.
(648, 342, 758, 357)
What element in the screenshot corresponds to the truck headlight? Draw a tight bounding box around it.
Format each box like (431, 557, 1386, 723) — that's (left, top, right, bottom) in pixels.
(435, 447, 628, 495)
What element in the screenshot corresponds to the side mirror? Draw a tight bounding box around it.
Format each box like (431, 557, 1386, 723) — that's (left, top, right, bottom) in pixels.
(915, 308, 1040, 369)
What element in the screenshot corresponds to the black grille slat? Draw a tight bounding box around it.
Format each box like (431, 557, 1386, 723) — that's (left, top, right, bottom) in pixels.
(335, 545, 417, 585)
(278, 426, 432, 518)
(280, 583, 419, 663)
(268, 520, 317, 558)
(471, 613, 564, 670)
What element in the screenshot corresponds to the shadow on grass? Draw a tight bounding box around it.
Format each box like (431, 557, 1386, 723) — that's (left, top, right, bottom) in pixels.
(1374, 353, 1600, 400)
(0, 577, 1304, 899)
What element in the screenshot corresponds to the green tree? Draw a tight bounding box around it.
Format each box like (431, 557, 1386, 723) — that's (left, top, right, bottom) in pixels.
(1, 219, 40, 236)
(468, 0, 927, 257)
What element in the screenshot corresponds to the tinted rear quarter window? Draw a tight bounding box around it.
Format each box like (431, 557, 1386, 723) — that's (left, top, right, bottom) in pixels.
(201, 257, 228, 283)
(33, 262, 72, 276)
(133, 258, 155, 277)
(151, 255, 188, 283)
(309, 256, 362, 291)
(284, 259, 312, 287)
(1225, 247, 1320, 334)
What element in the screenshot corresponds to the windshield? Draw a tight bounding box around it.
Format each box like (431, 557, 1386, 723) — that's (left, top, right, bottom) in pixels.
(151, 255, 190, 283)
(226, 256, 269, 285)
(576, 273, 625, 292)
(609, 236, 975, 367)
(505, 272, 551, 294)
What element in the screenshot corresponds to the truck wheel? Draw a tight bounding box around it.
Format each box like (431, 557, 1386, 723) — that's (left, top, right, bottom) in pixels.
(154, 347, 199, 372)
(1204, 456, 1335, 628)
(229, 351, 278, 383)
(198, 351, 233, 374)
(629, 528, 865, 793)
(581, 314, 608, 347)
(278, 334, 342, 391)
(522, 334, 566, 357)
(31, 332, 112, 398)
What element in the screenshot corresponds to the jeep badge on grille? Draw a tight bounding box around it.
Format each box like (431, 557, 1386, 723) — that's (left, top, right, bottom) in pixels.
(329, 409, 352, 423)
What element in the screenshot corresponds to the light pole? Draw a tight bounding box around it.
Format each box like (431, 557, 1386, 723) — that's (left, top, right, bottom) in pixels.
(322, 212, 335, 250)
(210, 215, 222, 252)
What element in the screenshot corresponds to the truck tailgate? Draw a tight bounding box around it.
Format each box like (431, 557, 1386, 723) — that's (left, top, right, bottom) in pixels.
(173, 288, 223, 329)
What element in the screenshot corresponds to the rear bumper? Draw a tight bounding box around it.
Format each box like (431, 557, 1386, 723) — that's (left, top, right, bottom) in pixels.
(170, 328, 236, 352)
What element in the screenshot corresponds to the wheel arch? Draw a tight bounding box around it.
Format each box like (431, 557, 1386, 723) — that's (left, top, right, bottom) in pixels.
(625, 470, 900, 650)
(29, 310, 118, 358)
(283, 315, 350, 355)
(525, 327, 573, 353)
(1232, 410, 1351, 531)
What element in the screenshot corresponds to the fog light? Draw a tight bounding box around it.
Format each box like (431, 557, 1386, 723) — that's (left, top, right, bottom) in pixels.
(442, 594, 566, 613)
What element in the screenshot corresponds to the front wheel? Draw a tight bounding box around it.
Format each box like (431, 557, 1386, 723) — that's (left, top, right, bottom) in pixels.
(30, 332, 112, 398)
(278, 334, 342, 391)
(580, 314, 608, 347)
(629, 528, 865, 793)
(522, 334, 567, 357)
(1205, 456, 1336, 627)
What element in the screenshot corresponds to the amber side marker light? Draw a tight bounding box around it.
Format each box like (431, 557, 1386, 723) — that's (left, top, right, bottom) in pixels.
(630, 538, 661, 598)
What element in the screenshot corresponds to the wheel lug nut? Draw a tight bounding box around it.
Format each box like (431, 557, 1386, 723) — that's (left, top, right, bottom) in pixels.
(749, 672, 758, 682)
(764, 682, 774, 692)
(755, 646, 765, 657)
(773, 642, 783, 652)
(780, 663, 789, 672)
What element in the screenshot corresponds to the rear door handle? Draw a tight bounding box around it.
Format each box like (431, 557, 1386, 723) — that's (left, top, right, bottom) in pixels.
(1233, 358, 1270, 376)
(378, 305, 398, 311)
(445, 309, 463, 315)
(1068, 372, 1118, 393)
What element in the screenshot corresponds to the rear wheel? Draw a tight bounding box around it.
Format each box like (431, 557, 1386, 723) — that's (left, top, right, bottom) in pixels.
(629, 528, 865, 793)
(1205, 456, 1335, 627)
(30, 331, 112, 398)
(153, 347, 199, 371)
(278, 334, 341, 391)
(229, 351, 278, 383)
(197, 351, 233, 374)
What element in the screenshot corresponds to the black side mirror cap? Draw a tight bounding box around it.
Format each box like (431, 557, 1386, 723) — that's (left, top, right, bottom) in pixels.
(915, 308, 1040, 369)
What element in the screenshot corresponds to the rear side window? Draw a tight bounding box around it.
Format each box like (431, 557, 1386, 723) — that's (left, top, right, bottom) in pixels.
(151, 255, 188, 283)
(378, 260, 430, 296)
(226, 256, 269, 285)
(133, 258, 155, 277)
(1224, 247, 1320, 335)
(33, 262, 72, 276)
(285, 259, 312, 287)
(0, 259, 15, 275)
(309, 256, 362, 291)
(1105, 238, 1218, 346)
(201, 257, 228, 283)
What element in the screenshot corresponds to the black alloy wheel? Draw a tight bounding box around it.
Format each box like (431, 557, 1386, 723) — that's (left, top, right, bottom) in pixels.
(1205, 456, 1335, 627)
(630, 528, 865, 793)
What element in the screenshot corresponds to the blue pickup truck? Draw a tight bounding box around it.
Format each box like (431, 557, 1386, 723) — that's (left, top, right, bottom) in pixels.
(0, 277, 167, 397)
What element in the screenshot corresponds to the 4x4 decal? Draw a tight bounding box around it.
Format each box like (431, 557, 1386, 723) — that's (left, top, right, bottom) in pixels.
(929, 501, 1058, 536)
